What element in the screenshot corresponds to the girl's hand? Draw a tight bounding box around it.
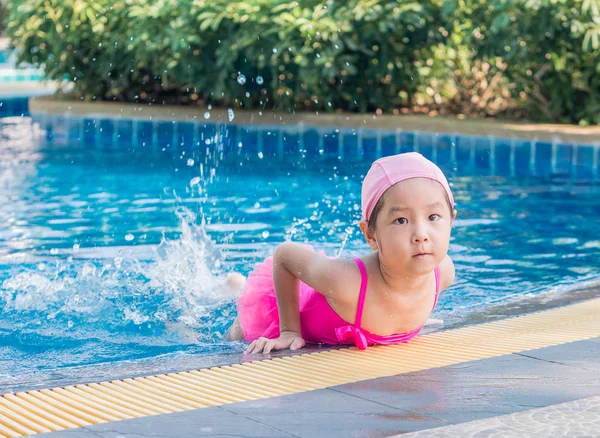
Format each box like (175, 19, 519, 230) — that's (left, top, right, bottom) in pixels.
(245, 331, 306, 354)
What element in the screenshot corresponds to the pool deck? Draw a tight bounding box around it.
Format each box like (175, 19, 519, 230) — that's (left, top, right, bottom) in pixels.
(41, 337, 600, 437)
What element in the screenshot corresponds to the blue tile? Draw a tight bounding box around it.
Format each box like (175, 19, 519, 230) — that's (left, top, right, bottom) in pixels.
(398, 131, 415, 152)
(239, 127, 258, 153)
(117, 120, 133, 146)
(136, 121, 153, 146)
(262, 129, 280, 153)
(83, 118, 97, 145)
(98, 119, 114, 143)
(381, 133, 396, 158)
(455, 135, 472, 165)
(555, 143, 573, 175)
(575, 145, 596, 178)
(415, 132, 434, 160)
(534, 141, 552, 177)
(220, 124, 237, 153)
(494, 139, 511, 176)
(282, 131, 301, 153)
(473, 136, 491, 170)
(66, 118, 81, 141)
(177, 122, 195, 148)
(361, 131, 378, 160)
(302, 129, 320, 155)
(322, 130, 340, 157)
(436, 135, 453, 166)
(342, 130, 361, 159)
(156, 121, 174, 147)
(514, 140, 532, 176)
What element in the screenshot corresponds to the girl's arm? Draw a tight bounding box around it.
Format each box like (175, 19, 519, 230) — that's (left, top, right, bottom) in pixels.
(245, 242, 359, 354)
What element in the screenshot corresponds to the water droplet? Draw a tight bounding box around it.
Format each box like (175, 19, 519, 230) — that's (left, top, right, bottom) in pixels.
(237, 74, 246, 85)
(73, 243, 80, 252)
(272, 48, 278, 53)
(204, 112, 210, 119)
(258, 152, 264, 159)
(238, 142, 243, 148)
(50, 248, 59, 255)
(190, 177, 201, 186)
(228, 108, 235, 121)
(256, 76, 264, 85)
(262, 231, 270, 239)
(245, 92, 250, 98)
(125, 233, 134, 241)
(187, 158, 195, 166)
(68, 321, 74, 328)
(254, 202, 260, 208)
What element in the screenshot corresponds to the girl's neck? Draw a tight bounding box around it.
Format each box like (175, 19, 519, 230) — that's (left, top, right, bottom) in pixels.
(372, 253, 431, 295)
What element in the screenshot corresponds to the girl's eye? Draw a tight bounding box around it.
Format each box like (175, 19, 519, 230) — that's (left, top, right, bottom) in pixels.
(429, 214, 440, 221)
(395, 217, 408, 225)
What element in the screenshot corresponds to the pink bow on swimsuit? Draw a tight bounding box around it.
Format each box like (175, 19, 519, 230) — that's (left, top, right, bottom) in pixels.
(336, 325, 369, 350)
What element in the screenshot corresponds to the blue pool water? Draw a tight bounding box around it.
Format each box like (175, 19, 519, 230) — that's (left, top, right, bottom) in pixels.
(1, 116, 599, 392)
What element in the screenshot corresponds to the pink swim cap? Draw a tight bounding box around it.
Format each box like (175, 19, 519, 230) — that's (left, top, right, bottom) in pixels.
(361, 152, 454, 222)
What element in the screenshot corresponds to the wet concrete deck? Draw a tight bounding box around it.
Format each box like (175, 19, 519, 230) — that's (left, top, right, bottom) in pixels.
(42, 337, 600, 437)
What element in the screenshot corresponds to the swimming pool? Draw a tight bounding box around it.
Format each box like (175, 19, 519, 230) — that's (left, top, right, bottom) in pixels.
(1, 108, 599, 393)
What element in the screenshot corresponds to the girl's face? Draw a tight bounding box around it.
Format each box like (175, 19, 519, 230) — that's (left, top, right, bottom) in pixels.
(362, 178, 455, 276)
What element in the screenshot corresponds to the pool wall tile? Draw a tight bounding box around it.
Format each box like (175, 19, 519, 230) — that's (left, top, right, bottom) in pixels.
(399, 131, 415, 152)
(436, 135, 453, 166)
(455, 135, 473, 166)
(261, 129, 279, 154)
(11, 107, 600, 181)
(555, 144, 573, 175)
(575, 144, 596, 178)
(156, 121, 174, 148)
(177, 122, 195, 148)
(136, 121, 154, 146)
(302, 128, 320, 156)
(381, 132, 396, 157)
(493, 138, 512, 176)
(98, 119, 114, 145)
(473, 136, 491, 171)
(533, 141, 552, 177)
(361, 129, 379, 160)
(342, 129, 360, 159)
(514, 140, 532, 176)
(415, 131, 434, 160)
(83, 118, 97, 145)
(117, 119, 134, 146)
(66, 117, 81, 141)
(282, 130, 301, 154)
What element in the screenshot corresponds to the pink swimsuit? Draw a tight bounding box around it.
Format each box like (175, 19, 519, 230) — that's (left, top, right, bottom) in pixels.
(237, 255, 441, 350)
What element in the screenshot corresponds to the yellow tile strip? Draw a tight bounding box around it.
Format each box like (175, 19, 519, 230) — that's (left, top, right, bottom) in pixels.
(2, 298, 600, 437)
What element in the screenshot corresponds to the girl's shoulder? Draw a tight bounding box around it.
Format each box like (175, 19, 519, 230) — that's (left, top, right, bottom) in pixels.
(438, 255, 455, 292)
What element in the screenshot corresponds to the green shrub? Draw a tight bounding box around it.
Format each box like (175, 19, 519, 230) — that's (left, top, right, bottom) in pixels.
(6, 0, 600, 124)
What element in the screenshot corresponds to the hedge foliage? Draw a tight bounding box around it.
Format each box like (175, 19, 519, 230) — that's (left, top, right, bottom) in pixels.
(6, 0, 600, 124)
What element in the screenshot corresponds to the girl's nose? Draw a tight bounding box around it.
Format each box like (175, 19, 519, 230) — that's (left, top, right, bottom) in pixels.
(412, 228, 429, 243)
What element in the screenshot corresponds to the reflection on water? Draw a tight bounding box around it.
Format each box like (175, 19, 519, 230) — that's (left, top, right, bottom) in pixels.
(1, 118, 599, 392)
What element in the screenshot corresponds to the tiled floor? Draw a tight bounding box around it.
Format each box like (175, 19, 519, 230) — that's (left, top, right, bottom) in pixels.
(399, 395, 600, 437)
(43, 338, 600, 437)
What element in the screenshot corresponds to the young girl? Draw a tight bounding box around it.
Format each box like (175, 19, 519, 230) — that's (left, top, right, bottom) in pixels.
(228, 152, 457, 353)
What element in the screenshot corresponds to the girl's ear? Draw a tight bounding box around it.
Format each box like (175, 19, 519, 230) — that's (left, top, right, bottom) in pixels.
(452, 209, 457, 221)
(359, 220, 378, 251)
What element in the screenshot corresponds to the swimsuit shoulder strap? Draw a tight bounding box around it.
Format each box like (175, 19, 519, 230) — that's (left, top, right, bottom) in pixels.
(352, 258, 368, 329)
